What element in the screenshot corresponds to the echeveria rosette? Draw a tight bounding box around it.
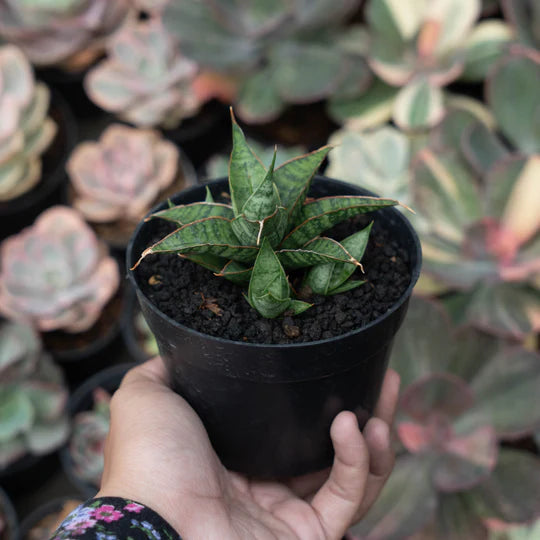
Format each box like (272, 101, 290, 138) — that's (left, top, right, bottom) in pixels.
(329, 0, 513, 130)
(69, 387, 110, 486)
(67, 124, 179, 223)
(348, 297, 540, 540)
(85, 18, 202, 129)
(0, 206, 120, 333)
(162, 0, 370, 124)
(0, 0, 130, 69)
(0, 320, 69, 469)
(0, 45, 57, 202)
(133, 111, 402, 318)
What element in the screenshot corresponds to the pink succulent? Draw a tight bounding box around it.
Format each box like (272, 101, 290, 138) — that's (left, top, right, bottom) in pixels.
(67, 124, 179, 222)
(0, 0, 130, 68)
(85, 18, 201, 128)
(0, 206, 119, 333)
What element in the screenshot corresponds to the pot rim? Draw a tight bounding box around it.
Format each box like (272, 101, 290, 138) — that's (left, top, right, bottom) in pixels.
(127, 176, 422, 348)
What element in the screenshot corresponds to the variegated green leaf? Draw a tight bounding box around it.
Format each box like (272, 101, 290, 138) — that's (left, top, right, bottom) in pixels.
(349, 454, 437, 540)
(461, 121, 508, 176)
(133, 216, 258, 267)
(413, 149, 482, 244)
(393, 78, 445, 131)
(327, 79, 397, 128)
(465, 449, 540, 524)
(456, 282, 540, 339)
(470, 348, 540, 438)
(231, 206, 289, 248)
(461, 20, 513, 82)
(487, 49, 540, 154)
(215, 260, 252, 285)
(204, 186, 214, 202)
(273, 145, 332, 225)
(229, 111, 267, 213)
(181, 253, 229, 273)
(485, 155, 540, 247)
(247, 238, 294, 318)
(304, 223, 372, 294)
(241, 149, 278, 221)
(277, 236, 362, 270)
(281, 196, 398, 249)
(236, 69, 284, 124)
(0, 389, 34, 442)
(147, 202, 234, 225)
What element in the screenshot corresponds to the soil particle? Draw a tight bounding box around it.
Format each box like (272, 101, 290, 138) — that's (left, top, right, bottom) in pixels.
(135, 214, 411, 344)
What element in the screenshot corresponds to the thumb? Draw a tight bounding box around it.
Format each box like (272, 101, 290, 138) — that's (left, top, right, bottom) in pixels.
(120, 356, 169, 389)
(310, 411, 369, 539)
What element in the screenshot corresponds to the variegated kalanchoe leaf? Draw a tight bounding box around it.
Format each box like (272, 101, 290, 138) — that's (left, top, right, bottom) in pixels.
(0, 0, 130, 69)
(0, 45, 57, 202)
(0, 206, 120, 333)
(411, 49, 540, 340)
(133, 110, 401, 318)
(349, 296, 540, 540)
(0, 320, 70, 470)
(162, 0, 369, 123)
(329, 0, 513, 130)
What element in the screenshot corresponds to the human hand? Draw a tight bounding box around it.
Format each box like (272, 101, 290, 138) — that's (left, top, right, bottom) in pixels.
(98, 357, 400, 540)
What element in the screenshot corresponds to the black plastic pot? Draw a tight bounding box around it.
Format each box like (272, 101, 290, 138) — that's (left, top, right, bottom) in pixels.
(0, 451, 59, 499)
(127, 177, 422, 478)
(36, 64, 102, 119)
(162, 100, 230, 169)
(0, 91, 77, 242)
(0, 487, 18, 540)
(59, 363, 136, 498)
(18, 496, 84, 540)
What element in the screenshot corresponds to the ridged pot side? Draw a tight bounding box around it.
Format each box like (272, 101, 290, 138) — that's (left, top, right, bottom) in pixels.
(127, 176, 422, 477)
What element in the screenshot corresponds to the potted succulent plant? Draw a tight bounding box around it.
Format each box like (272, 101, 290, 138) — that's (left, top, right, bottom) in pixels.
(60, 363, 135, 497)
(0, 487, 18, 540)
(18, 497, 84, 540)
(66, 123, 197, 252)
(0, 206, 123, 384)
(348, 296, 540, 539)
(0, 320, 70, 494)
(127, 113, 421, 477)
(84, 17, 234, 167)
(0, 45, 76, 241)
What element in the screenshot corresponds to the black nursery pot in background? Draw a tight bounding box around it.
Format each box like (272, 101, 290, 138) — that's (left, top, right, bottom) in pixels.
(127, 177, 422, 478)
(0, 91, 76, 242)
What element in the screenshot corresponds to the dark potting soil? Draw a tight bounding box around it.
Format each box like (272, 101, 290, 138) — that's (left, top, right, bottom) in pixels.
(135, 214, 411, 344)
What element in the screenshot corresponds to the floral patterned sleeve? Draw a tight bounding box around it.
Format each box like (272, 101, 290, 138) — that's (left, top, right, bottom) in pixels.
(51, 497, 181, 539)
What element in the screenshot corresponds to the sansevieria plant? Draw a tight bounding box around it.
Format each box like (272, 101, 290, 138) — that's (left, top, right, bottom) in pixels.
(133, 111, 404, 318)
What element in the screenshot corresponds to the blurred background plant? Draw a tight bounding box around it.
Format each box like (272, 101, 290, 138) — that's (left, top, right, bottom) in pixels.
(0, 0, 131, 71)
(0, 206, 119, 333)
(67, 387, 110, 488)
(0, 45, 56, 202)
(328, 0, 514, 130)
(162, 0, 370, 123)
(0, 320, 69, 471)
(67, 123, 179, 223)
(348, 297, 540, 539)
